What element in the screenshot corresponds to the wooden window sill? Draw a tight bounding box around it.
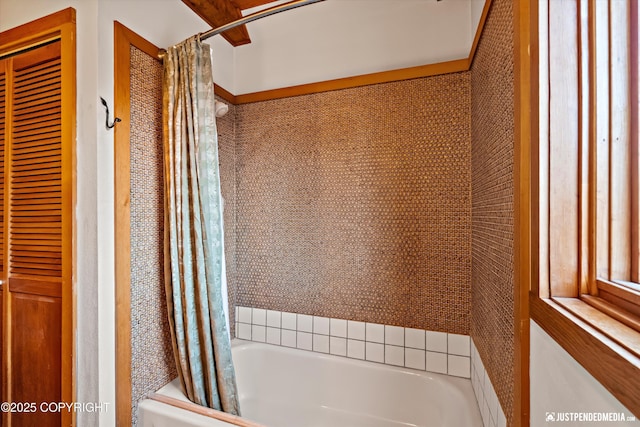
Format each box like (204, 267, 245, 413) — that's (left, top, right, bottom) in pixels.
(530, 295, 640, 418)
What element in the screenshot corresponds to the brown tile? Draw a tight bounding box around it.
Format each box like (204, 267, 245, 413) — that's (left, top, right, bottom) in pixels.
(234, 74, 472, 335)
(471, 0, 516, 423)
(129, 46, 176, 424)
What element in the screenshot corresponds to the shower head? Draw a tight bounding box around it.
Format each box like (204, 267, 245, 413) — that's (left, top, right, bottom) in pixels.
(215, 100, 229, 118)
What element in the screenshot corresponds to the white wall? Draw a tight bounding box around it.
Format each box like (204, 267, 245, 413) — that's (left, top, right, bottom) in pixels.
(232, 0, 473, 94)
(0, 2, 101, 426)
(530, 321, 638, 426)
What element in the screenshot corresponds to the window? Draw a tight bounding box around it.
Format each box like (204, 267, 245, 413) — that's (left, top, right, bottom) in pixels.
(541, 0, 640, 336)
(533, 0, 640, 417)
(582, 0, 640, 332)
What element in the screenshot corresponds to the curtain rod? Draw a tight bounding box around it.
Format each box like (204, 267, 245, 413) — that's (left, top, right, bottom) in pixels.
(198, 0, 326, 42)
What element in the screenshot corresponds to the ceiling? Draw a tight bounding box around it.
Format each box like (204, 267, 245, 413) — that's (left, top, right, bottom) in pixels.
(181, 0, 277, 46)
(182, 0, 487, 95)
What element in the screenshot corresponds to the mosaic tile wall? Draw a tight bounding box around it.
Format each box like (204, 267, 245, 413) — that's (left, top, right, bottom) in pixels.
(470, 0, 516, 424)
(129, 46, 175, 425)
(234, 74, 472, 334)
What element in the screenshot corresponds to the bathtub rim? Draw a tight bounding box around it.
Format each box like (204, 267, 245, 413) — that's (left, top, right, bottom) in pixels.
(147, 392, 265, 427)
(144, 339, 481, 427)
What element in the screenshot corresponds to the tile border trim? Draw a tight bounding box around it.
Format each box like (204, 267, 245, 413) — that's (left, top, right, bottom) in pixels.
(235, 306, 471, 379)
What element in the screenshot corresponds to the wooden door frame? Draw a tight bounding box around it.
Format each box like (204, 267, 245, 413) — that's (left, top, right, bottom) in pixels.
(113, 22, 162, 427)
(0, 8, 76, 427)
(514, 0, 537, 425)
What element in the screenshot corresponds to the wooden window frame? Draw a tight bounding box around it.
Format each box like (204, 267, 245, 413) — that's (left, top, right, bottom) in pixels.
(531, 0, 640, 419)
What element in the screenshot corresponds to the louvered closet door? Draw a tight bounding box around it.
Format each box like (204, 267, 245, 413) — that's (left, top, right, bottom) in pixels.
(5, 40, 64, 427)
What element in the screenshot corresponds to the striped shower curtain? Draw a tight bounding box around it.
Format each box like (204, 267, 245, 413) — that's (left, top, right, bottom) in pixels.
(161, 36, 240, 415)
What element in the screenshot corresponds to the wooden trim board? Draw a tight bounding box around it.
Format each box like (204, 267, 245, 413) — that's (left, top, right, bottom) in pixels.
(531, 296, 640, 417)
(114, 21, 133, 427)
(233, 59, 469, 104)
(469, 0, 494, 68)
(113, 21, 163, 427)
(149, 394, 266, 427)
(513, 0, 536, 424)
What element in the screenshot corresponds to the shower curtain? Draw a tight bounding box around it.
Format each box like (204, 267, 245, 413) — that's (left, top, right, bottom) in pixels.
(162, 36, 240, 415)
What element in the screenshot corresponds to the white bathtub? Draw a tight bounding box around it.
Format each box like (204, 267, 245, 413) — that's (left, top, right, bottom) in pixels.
(139, 340, 482, 427)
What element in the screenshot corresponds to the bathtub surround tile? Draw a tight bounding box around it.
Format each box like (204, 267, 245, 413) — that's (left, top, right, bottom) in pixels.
(238, 323, 252, 340)
(471, 340, 478, 371)
(385, 325, 404, 346)
(447, 355, 470, 378)
(313, 334, 330, 353)
(426, 331, 448, 353)
(330, 336, 347, 356)
(405, 328, 426, 350)
(470, 338, 506, 427)
(313, 316, 330, 335)
(297, 314, 313, 333)
(281, 312, 297, 330)
(482, 397, 491, 427)
(426, 351, 447, 374)
(487, 379, 499, 425)
(252, 308, 267, 326)
(297, 331, 313, 351)
(251, 325, 266, 343)
(235, 310, 238, 322)
(347, 321, 365, 340)
(330, 318, 347, 338)
(266, 310, 281, 328)
(472, 377, 478, 401)
(347, 339, 365, 360)
(474, 385, 484, 418)
(238, 306, 252, 324)
(236, 307, 476, 381)
(497, 408, 507, 427)
(385, 345, 404, 367)
(266, 327, 281, 345)
(365, 342, 384, 363)
(405, 348, 426, 370)
(448, 333, 470, 356)
(472, 369, 481, 404)
(281, 329, 296, 348)
(366, 323, 384, 343)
